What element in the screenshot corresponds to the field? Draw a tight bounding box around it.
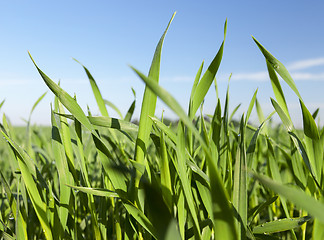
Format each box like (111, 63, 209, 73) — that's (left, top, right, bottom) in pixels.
(1, 13, 324, 240)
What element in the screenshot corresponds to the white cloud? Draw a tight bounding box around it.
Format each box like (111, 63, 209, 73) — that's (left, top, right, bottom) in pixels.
(230, 71, 268, 81)
(287, 57, 324, 71)
(229, 57, 324, 82)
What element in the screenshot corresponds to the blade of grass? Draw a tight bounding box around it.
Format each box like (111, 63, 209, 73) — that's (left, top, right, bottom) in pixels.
(74, 59, 109, 117)
(50, 108, 73, 236)
(252, 216, 311, 234)
(176, 122, 202, 239)
(131, 67, 238, 239)
(134, 12, 175, 170)
(0, 129, 53, 240)
(190, 20, 227, 116)
(252, 37, 302, 100)
(252, 172, 324, 224)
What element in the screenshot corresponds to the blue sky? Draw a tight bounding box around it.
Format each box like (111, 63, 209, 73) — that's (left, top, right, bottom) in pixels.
(1, 1, 324, 127)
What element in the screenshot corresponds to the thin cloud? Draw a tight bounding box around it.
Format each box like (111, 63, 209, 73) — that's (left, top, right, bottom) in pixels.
(287, 57, 324, 71)
(230, 57, 324, 82)
(230, 72, 268, 81)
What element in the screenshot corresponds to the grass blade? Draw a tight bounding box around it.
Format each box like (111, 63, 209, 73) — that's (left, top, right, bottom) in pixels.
(252, 173, 324, 224)
(252, 37, 302, 100)
(190, 20, 227, 116)
(74, 59, 109, 117)
(134, 12, 175, 170)
(252, 216, 311, 234)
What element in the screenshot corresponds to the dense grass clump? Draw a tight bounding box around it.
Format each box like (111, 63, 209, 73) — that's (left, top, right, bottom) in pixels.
(1, 13, 324, 240)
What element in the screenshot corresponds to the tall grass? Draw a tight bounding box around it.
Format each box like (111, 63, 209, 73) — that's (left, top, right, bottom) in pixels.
(1, 12, 324, 239)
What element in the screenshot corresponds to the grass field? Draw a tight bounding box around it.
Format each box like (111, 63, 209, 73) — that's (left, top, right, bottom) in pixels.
(1, 13, 324, 240)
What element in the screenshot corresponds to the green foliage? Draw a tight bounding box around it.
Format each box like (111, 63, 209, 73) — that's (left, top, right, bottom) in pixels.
(0, 13, 323, 240)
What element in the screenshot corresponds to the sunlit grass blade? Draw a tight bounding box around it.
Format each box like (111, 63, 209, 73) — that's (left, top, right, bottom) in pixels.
(29, 53, 129, 194)
(57, 101, 77, 177)
(124, 88, 136, 121)
(29, 52, 96, 134)
(0, 99, 4, 110)
(252, 216, 311, 234)
(270, 98, 294, 132)
(300, 99, 320, 140)
(266, 60, 291, 120)
(74, 59, 109, 117)
(0, 170, 28, 240)
(190, 20, 227, 116)
(159, 131, 173, 211)
(130, 67, 238, 239)
(252, 172, 324, 224)
(134, 12, 175, 170)
(176, 122, 202, 239)
(50, 108, 73, 236)
(104, 99, 123, 119)
(0, 129, 52, 240)
(88, 116, 138, 133)
(247, 111, 275, 154)
(289, 132, 321, 189)
(29, 91, 47, 118)
(189, 61, 204, 118)
(66, 185, 118, 197)
(233, 116, 247, 239)
(245, 89, 258, 126)
(252, 36, 302, 100)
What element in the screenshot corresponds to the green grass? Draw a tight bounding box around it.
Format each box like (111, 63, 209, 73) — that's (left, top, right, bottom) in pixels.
(1, 12, 324, 240)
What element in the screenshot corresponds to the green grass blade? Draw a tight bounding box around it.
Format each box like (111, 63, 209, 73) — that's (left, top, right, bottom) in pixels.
(252, 37, 302, 100)
(247, 111, 275, 154)
(131, 67, 238, 239)
(252, 173, 324, 224)
(104, 99, 123, 119)
(252, 216, 311, 234)
(66, 185, 118, 197)
(124, 87, 136, 122)
(74, 59, 109, 117)
(270, 98, 293, 132)
(0, 170, 28, 240)
(289, 132, 321, 189)
(190, 20, 227, 116)
(176, 122, 202, 239)
(0, 99, 4, 110)
(0, 129, 53, 240)
(29, 52, 96, 134)
(134, 12, 175, 169)
(88, 116, 138, 133)
(122, 201, 158, 239)
(159, 131, 173, 211)
(29, 91, 47, 117)
(143, 181, 181, 240)
(189, 61, 204, 118)
(233, 116, 247, 239)
(266, 61, 291, 120)
(248, 196, 278, 224)
(245, 89, 258, 126)
(300, 100, 319, 140)
(50, 108, 73, 234)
